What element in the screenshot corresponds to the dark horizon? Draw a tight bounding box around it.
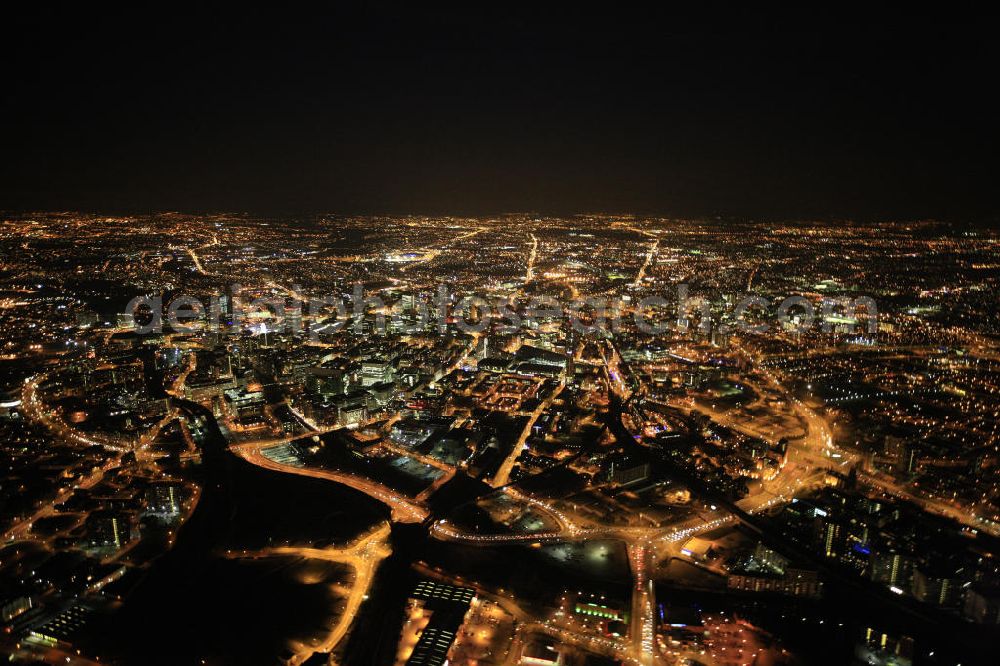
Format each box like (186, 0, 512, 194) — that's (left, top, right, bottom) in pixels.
(2, 6, 998, 222)
(1, 208, 994, 229)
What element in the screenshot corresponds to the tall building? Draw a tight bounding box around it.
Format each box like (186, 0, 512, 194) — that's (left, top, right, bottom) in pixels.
(871, 552, 915, 591)
(728, 567, 823, 599)
(306, 365, 344, 397)
(286, 307, 302, 334)
(912, 564, 966, 608)
(400, 292, 416, 312)
(564, 329, 575, 379)
(361, 358, 393, 387)
(895, 443, 919, 475)
(816, 519, 842, 559)
(88, 511, 132, 549)
(145, 482, 182, 516)
(608, 456, 651, 487)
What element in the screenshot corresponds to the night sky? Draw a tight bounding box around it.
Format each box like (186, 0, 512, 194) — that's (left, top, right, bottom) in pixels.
(2, 6, 997, 221)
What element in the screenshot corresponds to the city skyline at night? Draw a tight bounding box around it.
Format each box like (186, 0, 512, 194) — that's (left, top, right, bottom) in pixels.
(2, 7, 1000, 666)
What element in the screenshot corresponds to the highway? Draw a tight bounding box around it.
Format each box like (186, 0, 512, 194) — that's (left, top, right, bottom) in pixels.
(223, 522, 391, 666)
(633, 238, 659, 287)
(525, 233, 539, 282)
(859, 469, 1000, 537)
(628, 541, 657, 665)
(8, 373, 184, 542)
(4, 456, 121, 541)
(399, 225, 488, 273)
(232, 441, 429, 523)
(22, 374, 178, 454)
(491, 380, 565, 487)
